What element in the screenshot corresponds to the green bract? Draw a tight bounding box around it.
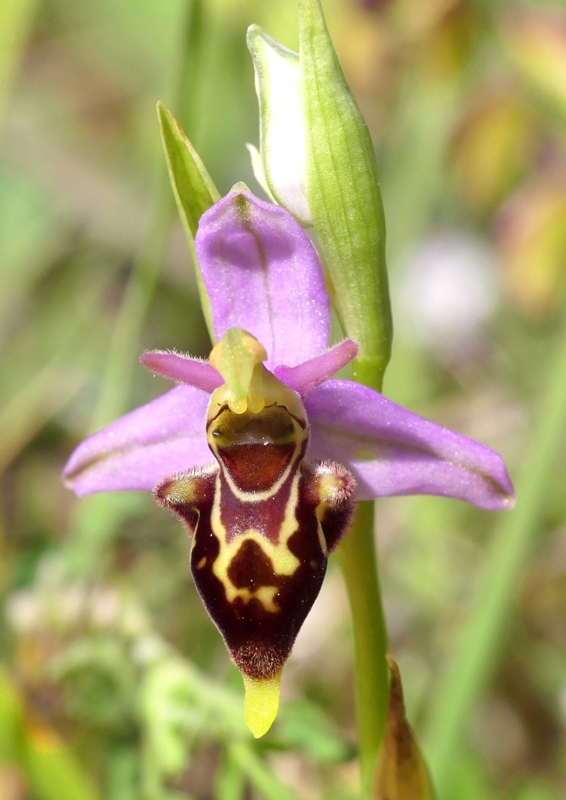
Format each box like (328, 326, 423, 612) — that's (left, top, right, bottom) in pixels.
(157, 101, 219, 341)
(247, 0, 392, 390)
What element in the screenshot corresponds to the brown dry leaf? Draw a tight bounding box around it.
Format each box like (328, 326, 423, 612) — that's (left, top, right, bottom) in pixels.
(374, 655, 435, 800)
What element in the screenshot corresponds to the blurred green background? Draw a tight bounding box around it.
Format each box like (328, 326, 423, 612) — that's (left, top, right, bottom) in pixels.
(1, 0, 565, 798)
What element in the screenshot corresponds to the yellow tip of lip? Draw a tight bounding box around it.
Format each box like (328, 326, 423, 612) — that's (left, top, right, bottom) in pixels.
(242, 671, 282, 738)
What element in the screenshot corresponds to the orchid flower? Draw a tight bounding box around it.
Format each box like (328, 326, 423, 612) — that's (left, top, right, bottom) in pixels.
(63, 187, 514, 738)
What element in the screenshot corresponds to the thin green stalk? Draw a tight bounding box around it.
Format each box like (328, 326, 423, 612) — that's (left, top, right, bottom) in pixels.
(426, 314, 566, 797)
(338, 294, 390, 796)
(338, 501, 389, 797)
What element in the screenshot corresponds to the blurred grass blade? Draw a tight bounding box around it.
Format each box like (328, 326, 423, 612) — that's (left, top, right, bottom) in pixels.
(214, 749, 246, 800)
(21, 723, 100, 800)
(157, 101, 219, 341)
(0, 668, 100, 800)
(426, 312, 566, 798)
(228, 742, 303, 800)
(66, 1, 218, 576)
(447, 754, 493, 800)
(375, 657, 435, 800)
(0, 0, 38, 124)
(88, 181, 175, 433)
(89, 0, 213, 435)
(0, 361, 85, 474)
(0, 668, 19, 761)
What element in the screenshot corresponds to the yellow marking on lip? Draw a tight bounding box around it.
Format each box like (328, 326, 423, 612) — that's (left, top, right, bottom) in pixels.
(210, 472, 302, 612)
(314, 470, 348, 555)
(315, 519, 327, 556)
(224, 584, 279, 613)
(196, 557, 207, 569)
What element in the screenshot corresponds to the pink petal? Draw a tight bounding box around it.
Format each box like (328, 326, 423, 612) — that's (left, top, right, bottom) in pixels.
(63, 386, 212, 495)
(306, 380, 515, 511)
(195, 187, 329, 369)
(140, 351, 222, 392)
(274, 339, 358, 396)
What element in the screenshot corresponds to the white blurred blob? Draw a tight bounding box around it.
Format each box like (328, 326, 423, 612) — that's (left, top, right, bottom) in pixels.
(397, 232, 499, 357)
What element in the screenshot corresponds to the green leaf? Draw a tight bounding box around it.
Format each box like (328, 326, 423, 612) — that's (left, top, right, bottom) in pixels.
(298, 0, 392, 391)
(157, 101, 220, 341)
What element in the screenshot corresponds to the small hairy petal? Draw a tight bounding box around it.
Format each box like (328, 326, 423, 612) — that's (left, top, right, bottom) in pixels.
(195, 187, 329, 369)
(63, 386, 211, 495)
(140, 351, 222, 392)
(274, 339, 358, 396)
(306, 380, 515, 511)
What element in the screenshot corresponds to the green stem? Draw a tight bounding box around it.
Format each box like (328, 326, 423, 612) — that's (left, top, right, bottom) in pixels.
(334, 344, 390, 797)
(338, 501, 389, 796)
(426, 313, 566, 797)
